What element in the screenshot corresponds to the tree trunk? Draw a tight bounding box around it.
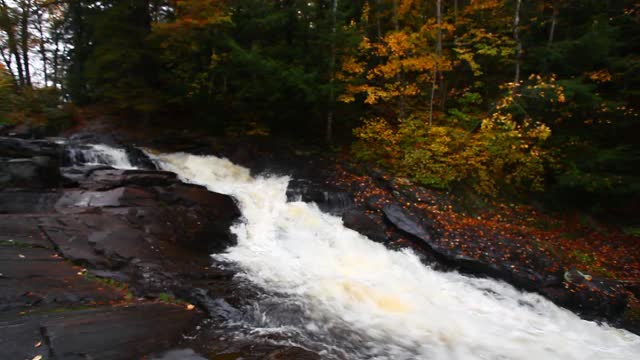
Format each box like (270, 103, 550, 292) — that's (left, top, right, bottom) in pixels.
(513, 0, 523, 85)
(0, 0, 25, 87)
(35, 6, 47, 86)
(326, 0, 338, 144)
(0, 47, 16, 81)
(19, 0, 32, 87)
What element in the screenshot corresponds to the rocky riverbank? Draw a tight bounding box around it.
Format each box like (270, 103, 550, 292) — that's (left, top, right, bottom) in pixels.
(0, 135, 320, 359)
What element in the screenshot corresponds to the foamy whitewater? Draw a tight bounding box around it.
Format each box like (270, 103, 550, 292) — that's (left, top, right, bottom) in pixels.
(67, 143, 136, 169)
(94, 144, 640, 360)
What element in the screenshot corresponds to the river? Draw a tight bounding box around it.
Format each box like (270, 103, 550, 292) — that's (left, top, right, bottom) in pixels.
(79, 144, 640, 359)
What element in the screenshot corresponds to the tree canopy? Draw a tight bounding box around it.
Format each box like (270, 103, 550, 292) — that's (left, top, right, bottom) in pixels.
(0, 0, 638, 216)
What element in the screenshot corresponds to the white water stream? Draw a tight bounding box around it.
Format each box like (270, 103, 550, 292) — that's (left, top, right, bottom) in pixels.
(67, 143, 136, 169)
(83, 145, 640, 359)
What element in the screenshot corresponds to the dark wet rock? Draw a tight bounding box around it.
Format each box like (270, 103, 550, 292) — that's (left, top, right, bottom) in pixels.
(156, 183, 241, 253)
(56, 186, 157, 209)
(543, 269, 629, 319)
(41, 303, 204, 360)
(0, 215, 51, 247)
(287, 179, 353, 215)
(0, 191, 61, 213)
(152, 348, 208, 360)
(365, 194, 387, 211)
(0, 136, 61, 158)
(0, 314, 53, 360)
(66, 168, 178, 191)
(0, 246, 123, 311)
(342, 209, 388, 243)
(0, 138, 62, 190)
(265, 347, 322, 360)
(383, 204, 432, 242)
(124, 145, 157, 170)
(0, 156, 61, 189)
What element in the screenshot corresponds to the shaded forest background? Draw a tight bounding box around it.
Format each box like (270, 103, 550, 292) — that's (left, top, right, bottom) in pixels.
(1, 0, 639, 226)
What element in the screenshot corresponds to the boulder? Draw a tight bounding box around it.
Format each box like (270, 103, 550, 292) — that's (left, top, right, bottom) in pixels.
(382, 204, 432, 242)
(342, 209, 388, 243)
(0, 156, 61, 189)
(287, 179, 353, 215)
(0, 136, 61, 158)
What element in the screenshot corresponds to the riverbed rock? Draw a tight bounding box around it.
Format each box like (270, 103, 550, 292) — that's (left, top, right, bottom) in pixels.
(382, 204, 432, 242)
(342, 209, 388, 243)
(287, 179, 353, 215)
(0, 136, 61, 158)
(36, 303, 203, 360)
(0, 157, 59, 188)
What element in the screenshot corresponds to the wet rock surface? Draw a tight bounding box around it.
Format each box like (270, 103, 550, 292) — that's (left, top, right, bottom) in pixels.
(0, 136, 316, 359)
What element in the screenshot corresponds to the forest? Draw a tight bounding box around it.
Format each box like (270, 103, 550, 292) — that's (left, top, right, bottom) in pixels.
(1, 0, 639, 221)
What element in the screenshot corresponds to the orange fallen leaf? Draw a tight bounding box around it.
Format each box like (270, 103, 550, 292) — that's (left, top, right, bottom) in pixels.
(34, 341, 42, 348)
(32, 355, 43, 360)
(186, 304, 195, 310)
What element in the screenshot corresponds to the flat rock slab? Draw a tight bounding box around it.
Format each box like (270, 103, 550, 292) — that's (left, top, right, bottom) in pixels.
(0, 303, 203, 360)
(43, 303, 203, 360)
(0, 215, 52, 248)
(0, 314, 53, 360)
(0, 191, 61, 214)
(0, 246, 123, 311)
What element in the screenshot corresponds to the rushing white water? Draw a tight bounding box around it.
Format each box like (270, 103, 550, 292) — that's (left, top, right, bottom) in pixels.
(137, 150, 638, 359)
(66, 143, 135, 169)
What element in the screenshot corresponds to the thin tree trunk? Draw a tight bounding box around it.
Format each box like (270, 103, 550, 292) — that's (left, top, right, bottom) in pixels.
(35, 7, 47, 86)
(513, 0, 522, 85)
(11, 41, 24, 87)
(0, 47, 16, 81)
(0, 0, 25, 87)
(19, 0, 31, 87)
(326, 0, 338, 143)
(51, 20, 61, 89)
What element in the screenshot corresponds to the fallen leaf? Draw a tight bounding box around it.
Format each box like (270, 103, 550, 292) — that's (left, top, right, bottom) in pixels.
(186, 304, 195, 310)
(18, 254, 25, 258)
(32, 355, 43, 360)
(35, 341, 42, 348)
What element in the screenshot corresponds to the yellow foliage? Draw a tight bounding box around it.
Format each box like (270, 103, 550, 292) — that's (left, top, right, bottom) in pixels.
(587, 70, 613, 83)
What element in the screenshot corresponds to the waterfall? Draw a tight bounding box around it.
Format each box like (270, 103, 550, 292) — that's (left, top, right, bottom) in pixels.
(148, 152, 639, 360)
(65, 143, 136, 169)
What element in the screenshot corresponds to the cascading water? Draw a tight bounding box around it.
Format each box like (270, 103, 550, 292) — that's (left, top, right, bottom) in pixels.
(65, 143, 136, 169)
(145, 152, 640, 360)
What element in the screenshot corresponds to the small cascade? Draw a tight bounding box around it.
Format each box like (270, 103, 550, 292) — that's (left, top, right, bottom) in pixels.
(64, 143, 136, 169)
